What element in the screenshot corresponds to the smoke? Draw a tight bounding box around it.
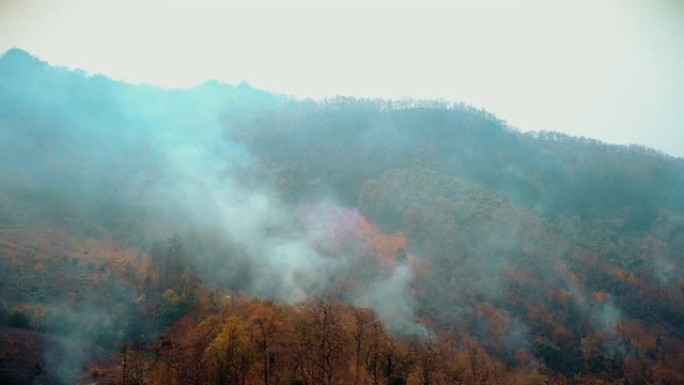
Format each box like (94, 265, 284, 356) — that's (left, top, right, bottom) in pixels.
(40, 301, 130, 384)
(0, 50, 429, 383)
(590, 301, 622, 336)
(355, 264, 430, 337)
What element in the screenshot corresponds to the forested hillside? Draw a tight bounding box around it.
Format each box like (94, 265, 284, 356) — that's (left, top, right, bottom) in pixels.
(1, 49, 683, 384)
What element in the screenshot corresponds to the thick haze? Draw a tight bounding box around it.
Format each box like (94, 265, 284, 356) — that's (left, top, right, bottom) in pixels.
(0, 51, 431, 338)
(1, 0, 682, 157)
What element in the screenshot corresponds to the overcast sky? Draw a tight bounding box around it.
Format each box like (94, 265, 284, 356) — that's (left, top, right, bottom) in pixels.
(1, 0, 683, 157)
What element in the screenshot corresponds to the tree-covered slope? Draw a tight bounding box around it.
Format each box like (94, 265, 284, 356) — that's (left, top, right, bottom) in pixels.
(1, 48, 683, 384)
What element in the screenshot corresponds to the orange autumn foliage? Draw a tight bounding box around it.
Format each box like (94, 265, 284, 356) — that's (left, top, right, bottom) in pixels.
(357, 214, 406, 269)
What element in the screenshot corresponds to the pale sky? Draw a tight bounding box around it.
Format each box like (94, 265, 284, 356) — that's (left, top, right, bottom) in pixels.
(1, 0, 683, 157)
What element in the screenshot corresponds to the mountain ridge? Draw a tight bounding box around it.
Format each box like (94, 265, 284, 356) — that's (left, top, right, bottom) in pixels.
(1, 48, 683, 385)
(3, 46, 679, 160)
